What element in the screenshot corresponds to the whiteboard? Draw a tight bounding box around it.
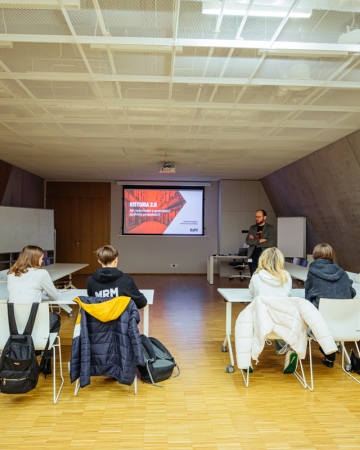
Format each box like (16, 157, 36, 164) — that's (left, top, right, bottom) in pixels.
(277, 217, 306, 258)
(0, 206, 54, 253)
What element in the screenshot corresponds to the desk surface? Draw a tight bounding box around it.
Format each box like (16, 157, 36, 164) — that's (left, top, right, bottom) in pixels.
(44, 263, 89, 281)
(218, 288, 305, 302)
(284, 262, 308, 281)
(284, 262, 360, 297)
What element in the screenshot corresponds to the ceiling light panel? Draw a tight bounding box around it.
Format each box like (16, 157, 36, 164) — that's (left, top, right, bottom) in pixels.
(45, 105, 108, 119)
(60, 122, 116, 135)
(120, 82, 169, 100)
(311, 88, 360, 107)
(202, 2, 312, 18)
(7, 122, 65, 135)
(0, 42, 85, 73)
(112, 52, 171, 76)
(277, 10, 355, 45)
(67, 0, 174, 38)
(1, 8, 70, 34)
(0, 0, 80, 9)
(126, 107, 168, 120)
(0, 104, 43, 118)
(20, 79, 99, 100)
(0, 79, 30, 98)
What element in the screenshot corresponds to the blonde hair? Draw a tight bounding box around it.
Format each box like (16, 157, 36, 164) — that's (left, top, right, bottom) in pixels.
(96, 245, 118, 266)
(313, 243, 336, 262)
(254, 247, 288, 285)
(8, 245, 43, 277)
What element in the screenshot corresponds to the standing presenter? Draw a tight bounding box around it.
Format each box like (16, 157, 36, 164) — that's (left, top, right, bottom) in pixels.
(246, 209, 275, 276)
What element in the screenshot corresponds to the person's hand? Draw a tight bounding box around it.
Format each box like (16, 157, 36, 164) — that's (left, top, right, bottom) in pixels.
(248, 234, 254, 239)
(259, 238, 266, 243)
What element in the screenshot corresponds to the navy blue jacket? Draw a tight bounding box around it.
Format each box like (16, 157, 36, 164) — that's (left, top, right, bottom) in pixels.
(305, 259, 356, 309)
(70, 296, 144, 388)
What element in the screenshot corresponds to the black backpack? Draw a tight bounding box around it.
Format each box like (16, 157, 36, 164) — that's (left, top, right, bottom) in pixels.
(0, 303, 47, 394)
(137, 335, 180, 387)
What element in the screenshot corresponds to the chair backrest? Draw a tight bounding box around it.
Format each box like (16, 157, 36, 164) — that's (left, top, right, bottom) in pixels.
(299, 259, 308, 267)
(0, 303, 50, 351)
(292, 257, 301, 265)
(319, 298, 360, 342)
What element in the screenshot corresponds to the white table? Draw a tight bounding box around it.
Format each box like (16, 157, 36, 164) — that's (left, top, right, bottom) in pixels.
(284, 262, 308, 281)
(207, 255, 251, 284)
(44, 263, 89, 316)
(284, 262, 360, 297)
(45, 263, 89, 287)
(0, 264, 88, 304)
(217, 288, 305, 372)
(47, 289, 154, 336)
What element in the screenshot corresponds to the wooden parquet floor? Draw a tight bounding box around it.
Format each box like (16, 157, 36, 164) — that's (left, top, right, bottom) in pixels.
(1, 274, 360, 450)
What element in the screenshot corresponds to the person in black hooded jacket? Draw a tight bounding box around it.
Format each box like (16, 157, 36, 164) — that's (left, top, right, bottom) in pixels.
(86, 245, 147, 309)
(305, 243, 356, 367)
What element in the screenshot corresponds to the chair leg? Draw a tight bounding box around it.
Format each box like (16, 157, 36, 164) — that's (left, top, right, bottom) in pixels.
(340, 343, 360, 384)
(134, 375, 137, 394)
(240, 368, 250, 387)
(52, 335, 64, 404)
(293, 358, 307, 389)
(293, 339, 313, 390)
(74, 378, 80, 396)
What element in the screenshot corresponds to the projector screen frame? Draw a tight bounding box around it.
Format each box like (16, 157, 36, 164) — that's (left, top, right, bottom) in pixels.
(122, 185, 205, 236)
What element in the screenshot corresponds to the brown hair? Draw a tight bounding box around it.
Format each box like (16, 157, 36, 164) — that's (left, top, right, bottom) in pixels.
(96, 245, 118, 266)
(8, 245, 44, 277)
(312, 243, 336, 262)
(254, 247, 288, 285)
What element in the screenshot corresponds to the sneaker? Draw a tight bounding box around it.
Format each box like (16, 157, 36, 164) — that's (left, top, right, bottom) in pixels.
(350, 350, 360, 373)
(283, 350, 298, 374)
(243, 366, 253, 373)
(322, 356, 334, 368)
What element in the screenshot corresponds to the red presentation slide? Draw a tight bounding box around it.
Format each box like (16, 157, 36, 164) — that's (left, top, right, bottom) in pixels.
(123, 188, 187, 234)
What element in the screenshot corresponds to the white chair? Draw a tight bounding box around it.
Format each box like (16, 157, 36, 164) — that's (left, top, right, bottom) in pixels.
(318, 298, 360, 384)
(0, 303, 64, 403)
(240, 332, 308, 389)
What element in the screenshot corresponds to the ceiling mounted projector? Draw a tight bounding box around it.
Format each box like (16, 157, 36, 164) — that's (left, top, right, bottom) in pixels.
(159, 161, 176, 174)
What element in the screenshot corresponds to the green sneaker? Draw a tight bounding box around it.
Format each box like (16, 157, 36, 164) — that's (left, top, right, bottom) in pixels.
(283, 350, 298, 374)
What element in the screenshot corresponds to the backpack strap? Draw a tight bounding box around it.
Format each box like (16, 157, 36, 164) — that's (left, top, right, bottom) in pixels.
(7, 303, 19, 336)
(38, 337, 50, 372)
(23, 303, 40, 336)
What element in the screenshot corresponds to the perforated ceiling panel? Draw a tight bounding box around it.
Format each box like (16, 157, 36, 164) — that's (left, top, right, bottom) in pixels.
(0, 0, 359, 181)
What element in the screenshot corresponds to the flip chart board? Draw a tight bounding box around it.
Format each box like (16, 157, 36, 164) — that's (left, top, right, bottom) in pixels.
(277, 217, 306, 258)
(0, 206, 54, 253)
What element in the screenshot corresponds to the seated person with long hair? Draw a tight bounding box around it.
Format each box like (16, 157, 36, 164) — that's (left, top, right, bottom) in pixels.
(305, 243, 356, 368)
(249, 247, 298, 373)
(7, 245, 61, 374)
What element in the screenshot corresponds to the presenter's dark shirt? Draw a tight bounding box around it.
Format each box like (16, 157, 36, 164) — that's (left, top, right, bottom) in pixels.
(250, 225, 264, 259)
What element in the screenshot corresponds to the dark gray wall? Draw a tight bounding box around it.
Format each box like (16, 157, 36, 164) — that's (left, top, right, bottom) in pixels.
(0, 159, 44, 208)
(262, 130, 360, 272)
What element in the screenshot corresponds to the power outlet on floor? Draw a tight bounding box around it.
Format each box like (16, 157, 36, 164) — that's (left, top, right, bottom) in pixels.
(170, 263, 178, 268)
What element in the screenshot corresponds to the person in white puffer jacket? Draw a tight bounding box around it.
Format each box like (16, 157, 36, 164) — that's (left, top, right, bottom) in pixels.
(247, 247, 296, 373)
